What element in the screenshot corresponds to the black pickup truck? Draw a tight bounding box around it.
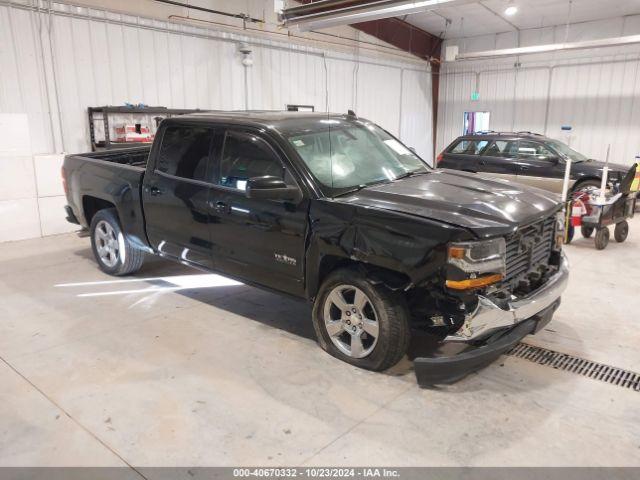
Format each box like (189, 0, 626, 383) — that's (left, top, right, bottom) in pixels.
(63, 111, 569, 385)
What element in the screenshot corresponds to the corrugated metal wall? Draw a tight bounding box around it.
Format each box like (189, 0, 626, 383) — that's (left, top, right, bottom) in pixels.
(0, 0, 433, 160)
(437, 23, 640, 166)
(0, 0, 433, 242)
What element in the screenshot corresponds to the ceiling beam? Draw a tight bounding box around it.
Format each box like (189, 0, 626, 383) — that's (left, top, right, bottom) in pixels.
(280, 0, 476, 31)
(455, 33, 640, 60)
(287, 0, 445, 62)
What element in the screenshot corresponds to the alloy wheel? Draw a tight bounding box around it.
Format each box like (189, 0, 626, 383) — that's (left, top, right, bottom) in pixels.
(94, 220, 120, 268)
(323, 284, 380, 358)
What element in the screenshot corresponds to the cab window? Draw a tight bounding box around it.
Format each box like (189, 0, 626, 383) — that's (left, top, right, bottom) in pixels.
(219, 131, 286, 191)
(449, 139, 489, 155)
(156, 126, 213, 181)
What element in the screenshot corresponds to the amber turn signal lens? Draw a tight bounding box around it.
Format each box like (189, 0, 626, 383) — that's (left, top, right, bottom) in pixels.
(448, 246, 466, 259)
(446, 273, 503, 290)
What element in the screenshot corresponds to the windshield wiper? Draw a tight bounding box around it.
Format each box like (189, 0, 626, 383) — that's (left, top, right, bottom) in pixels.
(332, 170, 429, 198)
(332, 178, 390, 197)
(393, 169, 429, 181)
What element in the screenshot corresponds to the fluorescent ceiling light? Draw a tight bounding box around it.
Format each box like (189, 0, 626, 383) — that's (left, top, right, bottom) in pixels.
(504, 5, 518, 16)
(280, 0, 476, 31)
(454, 34, 640, 60)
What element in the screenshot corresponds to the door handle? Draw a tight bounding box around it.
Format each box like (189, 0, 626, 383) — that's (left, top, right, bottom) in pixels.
(214, 201, 229, 213)
(149, 186, 163, 196)
(519, 165, 529, 171)
(478, 160, 486, 166)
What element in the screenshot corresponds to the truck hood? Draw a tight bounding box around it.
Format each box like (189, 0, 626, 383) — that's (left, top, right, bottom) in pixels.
(335, 169, 562, 238)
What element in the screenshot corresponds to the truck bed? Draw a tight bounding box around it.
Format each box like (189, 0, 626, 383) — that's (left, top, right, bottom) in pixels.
(75, 146, 151, 169)
(63, 146, 150, 247)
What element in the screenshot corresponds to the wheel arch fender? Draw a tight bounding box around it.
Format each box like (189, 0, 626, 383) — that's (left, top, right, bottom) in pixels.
(571, 176, 602, 192)
(82, 195, 117, 226)
(304, 204, 461, 300)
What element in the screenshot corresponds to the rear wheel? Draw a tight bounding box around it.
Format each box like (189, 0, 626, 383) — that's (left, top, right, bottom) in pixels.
(571, 179, 601, 197)
(594, 227, 609, 250)
(90, 208, 145, 276)
(312, 269, 410, 371)
(614, 221, 629, 243)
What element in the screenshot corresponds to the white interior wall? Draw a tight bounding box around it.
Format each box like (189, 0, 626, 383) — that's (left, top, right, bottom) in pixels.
(0, 0, 433, 243)
(437, 16, 640, 167)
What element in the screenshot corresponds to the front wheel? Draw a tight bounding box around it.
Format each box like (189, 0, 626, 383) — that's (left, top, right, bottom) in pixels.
(594, 227, 609, 250)
(614, 221, 629, 243)
(90, 208, 145, 276)
(312, 269, 410, 371)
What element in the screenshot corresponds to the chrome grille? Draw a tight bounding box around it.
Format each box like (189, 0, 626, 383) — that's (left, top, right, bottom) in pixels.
(503, 215, 556, 290)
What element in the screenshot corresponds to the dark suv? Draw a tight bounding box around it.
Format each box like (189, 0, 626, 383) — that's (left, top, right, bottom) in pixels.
(438, 132, 629, 196)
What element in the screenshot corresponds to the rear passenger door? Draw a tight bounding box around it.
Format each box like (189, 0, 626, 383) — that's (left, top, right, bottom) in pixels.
(478, 139, 520, 182)
(143, 124, 222, 269)
(441, 139, 489, 172)
(513, 140, 565, 193)
(208, 129, 309, 296)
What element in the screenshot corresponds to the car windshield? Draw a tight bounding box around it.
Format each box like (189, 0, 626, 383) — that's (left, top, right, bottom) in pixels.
(545, 139, 588, 163)
(286, 120, 429, 194)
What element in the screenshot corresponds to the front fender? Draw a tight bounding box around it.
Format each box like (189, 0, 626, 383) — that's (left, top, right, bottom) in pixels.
(305, 200, 471, 299)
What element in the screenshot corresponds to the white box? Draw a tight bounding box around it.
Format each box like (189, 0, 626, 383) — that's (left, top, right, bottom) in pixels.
(0, 198, 41, 242)
(444, 45, 459, 62)
(0, 155, 36, 201)
(38, 195, 78, 236)
(34, 154, 66, 198)
(114, 124, 153, 143)
(0, 114, 32, 155)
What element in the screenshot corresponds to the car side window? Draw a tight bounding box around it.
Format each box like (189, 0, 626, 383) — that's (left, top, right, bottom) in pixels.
(517, 141, 555, 160)
(484, 140, 518, 158)
(449, 139, 489, 155)
(156, 126, 213, 181)
(219, 131, 286, 191)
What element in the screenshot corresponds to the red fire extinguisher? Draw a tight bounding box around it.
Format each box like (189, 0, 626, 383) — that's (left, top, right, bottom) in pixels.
(571, 198, 586, 227)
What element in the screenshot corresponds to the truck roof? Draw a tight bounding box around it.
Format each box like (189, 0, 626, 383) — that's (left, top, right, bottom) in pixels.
(166, 110, 359, 136)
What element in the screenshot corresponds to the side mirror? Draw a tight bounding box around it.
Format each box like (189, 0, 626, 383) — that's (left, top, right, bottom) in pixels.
(246, 175, 300, 201)
(548, 156, 561, 164)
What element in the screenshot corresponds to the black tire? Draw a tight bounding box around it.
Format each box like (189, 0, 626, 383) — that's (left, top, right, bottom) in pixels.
(90, 208, 145, 276)
(614, 221, 629, 243)
(581, 225, 594, 238)
(571, 179, 601, 198)
(571, 179, 601, 215)
(312, 268, 410, 372)
(594, 227, 609, 250)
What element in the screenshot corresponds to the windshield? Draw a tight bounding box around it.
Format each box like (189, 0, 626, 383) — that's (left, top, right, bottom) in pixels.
(545, 139, 588, 162)
(286, 120, 429, 193)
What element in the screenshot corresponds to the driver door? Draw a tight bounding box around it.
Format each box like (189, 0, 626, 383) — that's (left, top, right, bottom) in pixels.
(208, 129, 309, 296)
(514, 140, 565, 193)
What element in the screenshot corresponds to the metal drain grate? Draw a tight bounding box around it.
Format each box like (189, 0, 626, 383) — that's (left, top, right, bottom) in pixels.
(507, 343, 640, 391)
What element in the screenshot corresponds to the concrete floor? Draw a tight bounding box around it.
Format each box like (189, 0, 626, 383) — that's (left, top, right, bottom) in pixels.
(1, 216, 639, 468)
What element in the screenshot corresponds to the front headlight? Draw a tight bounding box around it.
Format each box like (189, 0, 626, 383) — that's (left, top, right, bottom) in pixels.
(446, 238, 506, 290)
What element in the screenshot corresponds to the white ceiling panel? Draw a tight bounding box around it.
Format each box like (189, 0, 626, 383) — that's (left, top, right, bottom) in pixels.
(405, 0, 640, 39)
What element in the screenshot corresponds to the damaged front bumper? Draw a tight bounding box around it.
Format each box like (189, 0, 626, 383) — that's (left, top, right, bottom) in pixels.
(414, 252, 569, 386)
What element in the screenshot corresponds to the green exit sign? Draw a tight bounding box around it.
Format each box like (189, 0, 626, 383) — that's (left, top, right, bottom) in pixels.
(471, 92, 480, 101)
